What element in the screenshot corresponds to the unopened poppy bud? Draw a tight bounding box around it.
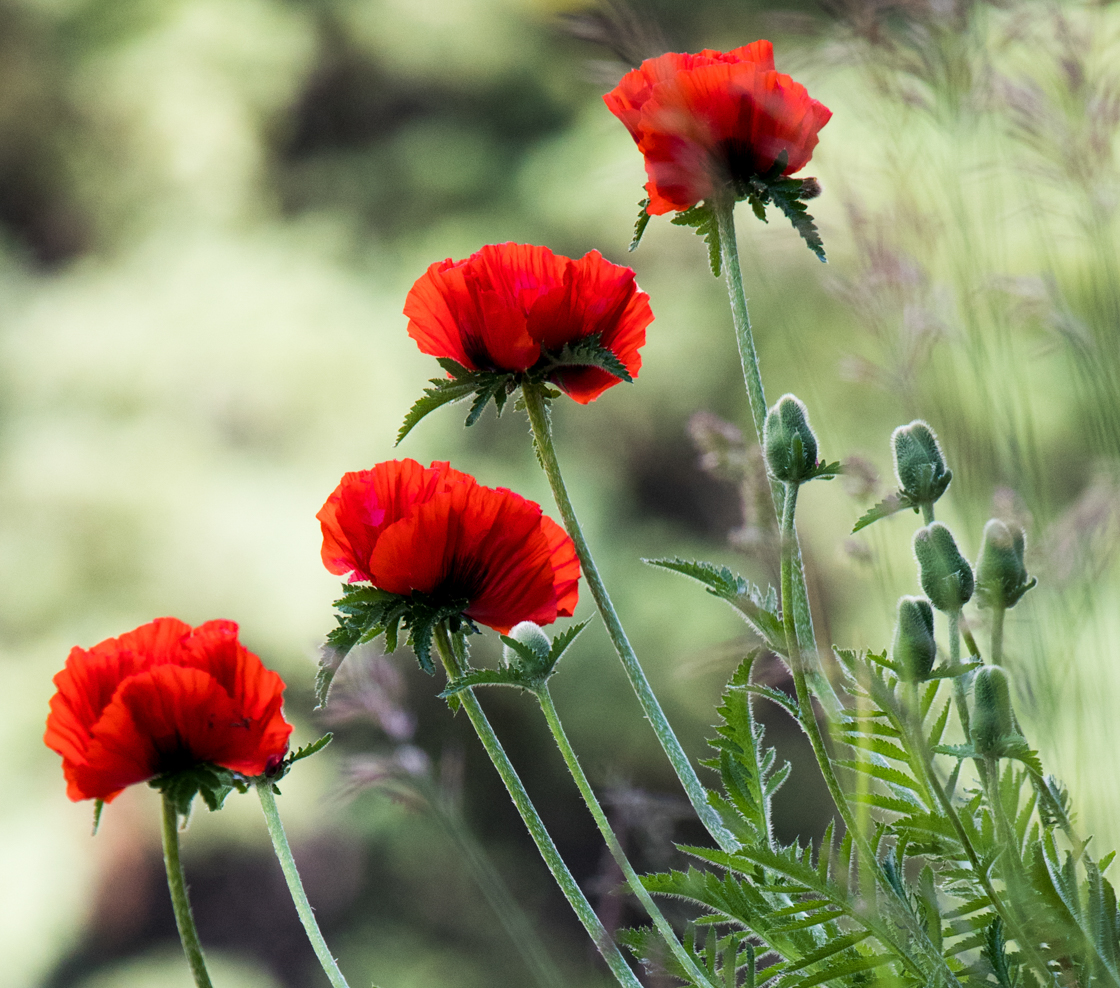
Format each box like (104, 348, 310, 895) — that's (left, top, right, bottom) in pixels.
(892, 421, 952, 507)
(976, 519, 1036, 610)
(970, 665, 1015, 755)
(892, 596, 937, 682)
(503, 621, 552, 674)
(763, 394, 818, 485)
(913, 522, 974, 612)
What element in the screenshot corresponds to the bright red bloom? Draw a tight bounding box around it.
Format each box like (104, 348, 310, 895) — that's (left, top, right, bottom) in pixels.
(604, 41, 832, 215)
(317, 459, 580, 633)
(44, 618, 293, 803)
(404, 242, 652, 404)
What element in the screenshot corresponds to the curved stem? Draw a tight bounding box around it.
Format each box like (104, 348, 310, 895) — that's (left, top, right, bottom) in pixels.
(160, 795, 214, 988)
(256, 780, 351, 988)
(432, 625, 644, 988)
(521, 384, 738, 854)
(536, 686, 718, 988)
(713, 200, 840, 717)
(948, 611, 972, 743)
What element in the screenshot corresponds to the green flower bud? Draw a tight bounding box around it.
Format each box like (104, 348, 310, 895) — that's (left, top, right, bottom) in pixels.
(763, 394, 818, 485)
(975, 518, 1036, 610)
(502, 621, 552, 675)
(892, 420, 952, 506)
(913, 522, 974, 612)
(892, 596, 937, 682)
(970, 665, 1015, 755)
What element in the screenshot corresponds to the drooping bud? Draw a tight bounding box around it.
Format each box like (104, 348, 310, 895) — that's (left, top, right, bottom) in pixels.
(913, 523, 974, 612)
(970, 665, 1015, 755)
(763, 394, 818, 485)
(892, 421, 951, 507)
(502, 621, 552, 675)
(892, 596, 937, 682)
(975, 519, 1036, 610)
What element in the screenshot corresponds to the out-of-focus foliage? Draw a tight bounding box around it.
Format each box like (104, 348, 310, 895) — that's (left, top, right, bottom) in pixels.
(5, 0, 1120, 985)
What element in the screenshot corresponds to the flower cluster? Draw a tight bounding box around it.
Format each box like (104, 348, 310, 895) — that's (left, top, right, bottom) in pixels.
(44, 618, 292, 803)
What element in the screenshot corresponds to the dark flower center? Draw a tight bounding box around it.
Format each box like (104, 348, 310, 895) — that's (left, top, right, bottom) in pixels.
(715, 138, 764, 198)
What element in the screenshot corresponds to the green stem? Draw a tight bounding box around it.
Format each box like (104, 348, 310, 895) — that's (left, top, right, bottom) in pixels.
(779, 484, 954, 986)
(991, 605, 1005, 666)
(521, 384, 738, 853)
(713, 199, 839, 717)
(921, 502, 935, 525)
(907, 734, 1054, 986)
(418, 777, 565, 988)
(256, 780, 351, 988)
(536, 686, 718, 988)
(949, 611, 971, 743)
(160, 795, 214, 988)
(432, 625, 643, 988)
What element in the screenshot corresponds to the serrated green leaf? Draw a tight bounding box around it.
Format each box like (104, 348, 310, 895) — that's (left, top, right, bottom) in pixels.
(852, 492, 916, 533)
(670, 203, 722, 276)
(629, 198, 652, 252)
(397, 375, 481, 445)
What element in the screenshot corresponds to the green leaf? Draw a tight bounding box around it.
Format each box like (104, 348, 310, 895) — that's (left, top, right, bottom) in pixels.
(851, 492, 918, 533)
(766, 181, 827, 264)
(92, 799, 104, 836)
(396, 374, 482, 444)
(671, 203, 722, 276)
(545, 333, 633, 383)
(629, 198, 652, 252)
(149, 764, 247, 818)
(645, 558, 785, 653)
(438, 667, 541, 697)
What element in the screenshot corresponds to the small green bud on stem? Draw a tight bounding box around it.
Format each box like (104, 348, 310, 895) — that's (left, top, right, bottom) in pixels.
(970, 665, 1015, 755)
(976, 518, 1036, 610)
(503, 621, 552, 676)
(892, 420, 951, 509)
(763, 394, 818, 485)
(913, 522, 974, 613)
(892, 596, 937, 682)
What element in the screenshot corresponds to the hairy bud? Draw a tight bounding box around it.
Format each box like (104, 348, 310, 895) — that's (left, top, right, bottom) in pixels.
(892, 420, 952, 507)
(913, 523, 974, 612)
(970, 665, 1015, 755)
(975, 519, 1036, 610)
(502, 621, 552, 675)
(763, 394, 818, 485)
(892, 596, 937, 682)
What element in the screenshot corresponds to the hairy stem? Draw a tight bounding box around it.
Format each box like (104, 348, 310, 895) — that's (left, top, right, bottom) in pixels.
(780, 484, 956, 986)
(433, 624, 643, 988)
(990, 605, 1005, 666)
(949, 610, 972, 743)
(256, 780, 351, 988)
(713, 199, 839, 716)
(536, 686, 718, 988)
(522, 383, 737, 853)
(160, 796, 214, 988)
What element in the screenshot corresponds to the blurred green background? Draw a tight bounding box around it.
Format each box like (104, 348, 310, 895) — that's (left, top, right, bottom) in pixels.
(5, 0, 1120, 984)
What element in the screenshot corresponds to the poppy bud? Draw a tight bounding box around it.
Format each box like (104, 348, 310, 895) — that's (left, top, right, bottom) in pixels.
(892, 596, 937, 682)
(913, 522, 974, 612)
(975, 519, 1036, 610)
(503, 621, 552, 675)
(970, 665, 1015, 755)
(763, 394, 818, 485)
(892, 421, 952, 507)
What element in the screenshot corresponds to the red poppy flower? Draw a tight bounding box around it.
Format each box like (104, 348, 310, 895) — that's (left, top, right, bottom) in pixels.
(604, 41, 832, 215)
(44, 618, 293, 803)
(404, 242, 652, 404)
(317, 459, 580, 633)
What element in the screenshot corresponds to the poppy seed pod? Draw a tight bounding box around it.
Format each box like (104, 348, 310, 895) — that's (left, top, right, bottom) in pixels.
(970, 665, 1015, 756)
(892, 421, 952, 507)
(503, 621, 552, 675)
(913, 523, 974, 613)
(892, 596, 937, 682)
(763, 394, 818, 484)
(976, 519, 1036, 610)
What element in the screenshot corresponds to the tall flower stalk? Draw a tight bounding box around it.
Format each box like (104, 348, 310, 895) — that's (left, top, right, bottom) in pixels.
(160, 796, 214, 988)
